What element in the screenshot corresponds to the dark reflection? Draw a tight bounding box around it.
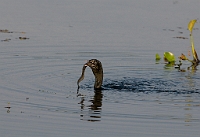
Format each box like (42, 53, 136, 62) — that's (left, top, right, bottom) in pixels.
(78, 90, 103, 122)
(159, 58, 199, 72)
(187, 63, 198, 71)
(164, 62, 175, 68)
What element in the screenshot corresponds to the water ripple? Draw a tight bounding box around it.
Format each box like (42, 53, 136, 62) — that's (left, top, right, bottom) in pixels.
(102, 78, 200, 94)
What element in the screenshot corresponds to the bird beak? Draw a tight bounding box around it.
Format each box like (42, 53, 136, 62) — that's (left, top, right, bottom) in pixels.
(84, 60, 90, 67)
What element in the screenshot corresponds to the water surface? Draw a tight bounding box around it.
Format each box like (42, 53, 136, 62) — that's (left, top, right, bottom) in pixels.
(0, 1, 200, 137)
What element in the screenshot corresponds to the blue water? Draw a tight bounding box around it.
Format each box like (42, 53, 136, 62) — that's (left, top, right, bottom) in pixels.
(0, 0, 200, 137)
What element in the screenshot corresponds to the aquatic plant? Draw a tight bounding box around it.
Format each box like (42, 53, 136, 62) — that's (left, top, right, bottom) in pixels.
(155, 52, 176, 67)
(163, 52, 176, 63)
(185, 19, 199, 64)
(155, 53, 161, 60)
(156, 19, 199, 69)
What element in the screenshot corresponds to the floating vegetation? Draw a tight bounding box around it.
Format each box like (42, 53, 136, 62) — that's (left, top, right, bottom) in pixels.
(163, 52, 176, 63)
(156, 19, 199, 70)
(155, 53, 161, 60)
(168, 29, 175, 31)
(0, 29, 13, 33)
(163, 25, 199, 40)
(173, 36, 188, 39)
(0, 29, 25, 33)
(19, 37, 29, 40)
(5, 102, 11, 113)
(0, 29, 27, 42)
(1, 38, 11, 42)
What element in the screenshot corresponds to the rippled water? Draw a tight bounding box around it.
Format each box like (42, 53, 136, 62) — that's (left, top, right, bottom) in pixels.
(0, 0, 200, 137)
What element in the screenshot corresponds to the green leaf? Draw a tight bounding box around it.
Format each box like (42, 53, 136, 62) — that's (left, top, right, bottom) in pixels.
(155, 53, 161, 60)
(188, 19, 197, 34)
(164, 52, 176, 63)
(188, 19, 199, 63)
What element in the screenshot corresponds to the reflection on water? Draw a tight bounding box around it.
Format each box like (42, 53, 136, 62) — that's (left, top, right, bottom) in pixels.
(5, 102, 11, 113)
(184, 96, 193, 126)
(183, 94, 200, 126)
(78, 90, 103, 122)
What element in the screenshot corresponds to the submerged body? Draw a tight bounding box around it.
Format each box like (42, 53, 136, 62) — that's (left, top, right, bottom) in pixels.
(77, 59, 103, 90)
